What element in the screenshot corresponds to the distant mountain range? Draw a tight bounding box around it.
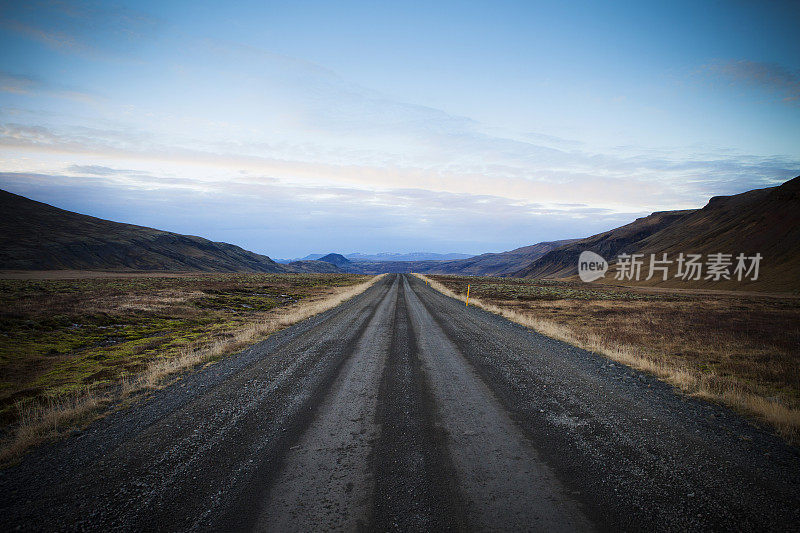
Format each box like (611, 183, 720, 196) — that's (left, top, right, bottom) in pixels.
(3, 176, 797, 291)
(305, 244, 576, 276)
(277, 251, 472, 263)
(416, 240, 579, 276)
(284, 259, 341, 273)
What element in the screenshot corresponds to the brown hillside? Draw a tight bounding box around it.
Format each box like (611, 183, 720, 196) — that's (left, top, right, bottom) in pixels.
(0, 190, 292, 273)
(622, 176, 800, 291)
(516, 176, 800, 292)
(514, 211, 694, 278)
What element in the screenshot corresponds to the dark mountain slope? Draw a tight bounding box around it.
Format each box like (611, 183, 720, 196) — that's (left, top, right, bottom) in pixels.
(0, 190, 291, 272)
(624, 176, 800, 291)
(317, 253, 352, 268)
(515, 210, 695, 278)
(515, 176, 800, 291)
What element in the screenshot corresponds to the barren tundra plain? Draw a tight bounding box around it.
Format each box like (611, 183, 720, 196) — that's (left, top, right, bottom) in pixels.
(0, 272, 372, 459)
(0, 273, 798, 531)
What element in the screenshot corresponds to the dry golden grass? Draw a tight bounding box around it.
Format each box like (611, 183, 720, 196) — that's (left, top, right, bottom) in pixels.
(1, 387, 105, 464)
(0, 274, 383, 465)
(416, 273, 800, 443)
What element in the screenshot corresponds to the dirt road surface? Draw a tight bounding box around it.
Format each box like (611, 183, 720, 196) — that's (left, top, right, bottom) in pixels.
(1, 274, 798, 531)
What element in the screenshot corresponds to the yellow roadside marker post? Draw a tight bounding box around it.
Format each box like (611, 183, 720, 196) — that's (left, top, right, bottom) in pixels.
(466, 284, 470, 306)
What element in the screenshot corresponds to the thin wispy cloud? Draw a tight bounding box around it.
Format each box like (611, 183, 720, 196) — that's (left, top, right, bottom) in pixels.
(707, 59, 800, 105)
(0, 19, 85, 53)
(0, 72, 35, 94)
(0, 71, 98, 103)
(0, 0, 156, 59)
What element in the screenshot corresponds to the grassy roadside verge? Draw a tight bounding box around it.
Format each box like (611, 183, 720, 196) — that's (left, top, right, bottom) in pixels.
(415, 273, 800, 443)
(0, 273, 383, 465)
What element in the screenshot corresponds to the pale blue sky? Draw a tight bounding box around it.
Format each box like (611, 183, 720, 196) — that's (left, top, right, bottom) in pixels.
(1, 0, 798, 257)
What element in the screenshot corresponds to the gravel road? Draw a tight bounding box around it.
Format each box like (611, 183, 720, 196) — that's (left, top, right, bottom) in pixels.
(1, 274, 798, 531)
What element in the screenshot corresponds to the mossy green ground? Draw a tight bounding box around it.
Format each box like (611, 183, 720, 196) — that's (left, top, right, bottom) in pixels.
(0, 273, 367, 425)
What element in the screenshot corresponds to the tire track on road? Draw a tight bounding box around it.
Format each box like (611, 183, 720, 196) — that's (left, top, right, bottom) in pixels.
(403, 276, 594, 532)
(370, 275, 466, 532)
(252, 274, 398, 532)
